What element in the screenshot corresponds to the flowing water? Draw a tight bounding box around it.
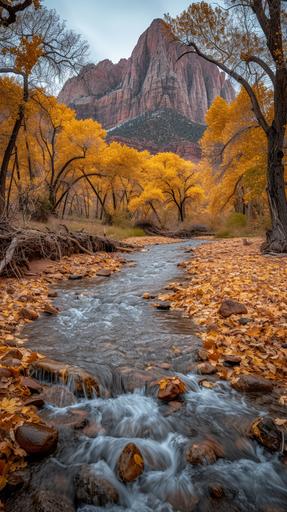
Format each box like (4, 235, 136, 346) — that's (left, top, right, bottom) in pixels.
(8, 241, 287, 512)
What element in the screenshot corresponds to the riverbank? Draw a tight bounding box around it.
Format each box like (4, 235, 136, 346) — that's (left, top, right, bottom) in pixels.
(0, 250, 124, 492)
(168, 237, 287, 393)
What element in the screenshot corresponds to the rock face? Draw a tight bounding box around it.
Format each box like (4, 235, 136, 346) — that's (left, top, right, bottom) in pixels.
(59, 19, 234, 160)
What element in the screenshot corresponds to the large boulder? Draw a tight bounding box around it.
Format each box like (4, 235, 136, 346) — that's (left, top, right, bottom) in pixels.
(75, 465, 119, 506)
(218, 299, 248, 318)
(15, 422, 58, 457)
(117, 443, 144, 483)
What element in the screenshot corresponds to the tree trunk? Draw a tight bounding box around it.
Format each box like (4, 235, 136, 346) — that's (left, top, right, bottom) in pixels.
(0, 74, 28, 218)
(261, 126, 287, 253)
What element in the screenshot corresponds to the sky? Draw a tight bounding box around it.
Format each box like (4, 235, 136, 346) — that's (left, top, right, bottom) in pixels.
(43, 0, 191, 64)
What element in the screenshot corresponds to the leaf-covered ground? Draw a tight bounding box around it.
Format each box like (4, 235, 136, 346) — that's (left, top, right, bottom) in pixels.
(169, 238, 287, 389)
(0, 251, 122, 491)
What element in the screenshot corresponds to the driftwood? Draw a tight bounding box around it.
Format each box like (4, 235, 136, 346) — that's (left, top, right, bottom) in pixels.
(0, 222, 132, 277)
(137, 223, 214, 238)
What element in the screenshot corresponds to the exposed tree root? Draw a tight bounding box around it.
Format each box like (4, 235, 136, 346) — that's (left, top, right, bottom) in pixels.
(0, 222, 132, 277)
(137, 222, 214, 238)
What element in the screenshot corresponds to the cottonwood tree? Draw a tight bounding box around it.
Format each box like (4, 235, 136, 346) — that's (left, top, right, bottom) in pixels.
(167, 0, 287, 252)
(0, 4, 88, 217)
(201, 90, 268, 218)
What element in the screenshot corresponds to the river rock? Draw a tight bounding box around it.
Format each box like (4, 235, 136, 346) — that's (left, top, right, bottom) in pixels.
(223, 355, 242, 367)
(20, 376, 42, 393)
(29, 358, 100, 398)
(249, 417, 282, 452)
(43, 303, 59, 316)
(231, 374, 273, 393)
(1, 348, 23, 361)
(24, 397, 45, 408)
(75, 464, 119, 506)
(20, 307, 39, 321)
(208, 483, 225, 499)
(186, 439, 224, 465)
(156, 301, 171, 310)
(15, 422, 58, 456)
(196, 362, 217, 375)
(96, 269, 112, 277)
(218, 299, 248, 318)
(41, 385, 77, 407)
(48, 290, 58, 298)
(68, 274, 84, 280)
(0, 367, 13, 378)
(195, 348, 209, 362)
(117, 443, 144, 483)
(157, 376, 186, 401)
(33, 491, 75, 512)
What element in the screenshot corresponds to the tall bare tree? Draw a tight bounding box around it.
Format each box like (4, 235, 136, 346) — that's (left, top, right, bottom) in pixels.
(0, 0, 39, 27)
(167, 0, 287, 253)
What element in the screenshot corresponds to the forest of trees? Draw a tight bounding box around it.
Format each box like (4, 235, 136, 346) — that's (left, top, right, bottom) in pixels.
(0, 1, 286, 253)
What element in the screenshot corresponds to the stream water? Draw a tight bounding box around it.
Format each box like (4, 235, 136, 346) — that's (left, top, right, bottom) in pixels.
(9, 241, 287, 511)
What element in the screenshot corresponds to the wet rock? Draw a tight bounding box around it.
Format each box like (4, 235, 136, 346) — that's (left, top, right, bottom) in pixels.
(20, 307, 39, 321)
(195, 348, 209, 362)
(209, 483, 225, 499)
(68, 274, 84, 280)
(46, 409, 89, 431)
(223, 354, 242, 367)
(218, 299, 248, 318)
(24, 397, 45, 408)
(249, 417, 282, 452)
(196, 362, 217, 375)
(164, 400, 183, 416)
(48, 290, 58, 298)
(232, 374, 273, 393)
(43, 303, 59, 316)
(75, 464, 119, 506)
(238, 317, 252, 325)
(15, 422, 58, 456)
(41, 385, 77, 407)
(33, 491, 75, 512)
(82, 420, 105, 437)
(20, 376, 42, 393)
(29, 358, 100, 398)
(96, 269, 111, 277)
(117, 442, 144, 483)
(186, 439, 224, 465)
(1, 348, 23, 361)
(142, 292, 155, 299)
(157, 376, 186, 401)
(155, 301, 171, 310)
(0, 367, 13, 378)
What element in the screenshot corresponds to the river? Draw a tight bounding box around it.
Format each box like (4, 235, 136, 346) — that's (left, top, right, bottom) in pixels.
(8, 241, 287, 512)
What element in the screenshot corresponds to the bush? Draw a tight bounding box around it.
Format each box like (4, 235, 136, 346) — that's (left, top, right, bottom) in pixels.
(226, 212, 247, 229)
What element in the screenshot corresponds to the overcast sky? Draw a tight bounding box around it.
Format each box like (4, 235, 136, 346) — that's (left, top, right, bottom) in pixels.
(43, 0, 191, 64)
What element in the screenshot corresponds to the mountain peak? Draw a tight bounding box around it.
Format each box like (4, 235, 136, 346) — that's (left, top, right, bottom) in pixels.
(58, 20, 234, 160)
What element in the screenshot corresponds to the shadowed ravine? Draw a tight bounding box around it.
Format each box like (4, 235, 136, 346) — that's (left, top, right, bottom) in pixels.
(9, 242, 287, 512)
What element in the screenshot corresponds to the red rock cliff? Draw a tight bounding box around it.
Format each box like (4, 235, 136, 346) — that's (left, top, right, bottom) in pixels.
(58, 19, 234, 159)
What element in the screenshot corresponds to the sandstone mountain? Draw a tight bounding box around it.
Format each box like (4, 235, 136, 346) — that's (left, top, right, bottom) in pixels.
(58, 19, 234, 160)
